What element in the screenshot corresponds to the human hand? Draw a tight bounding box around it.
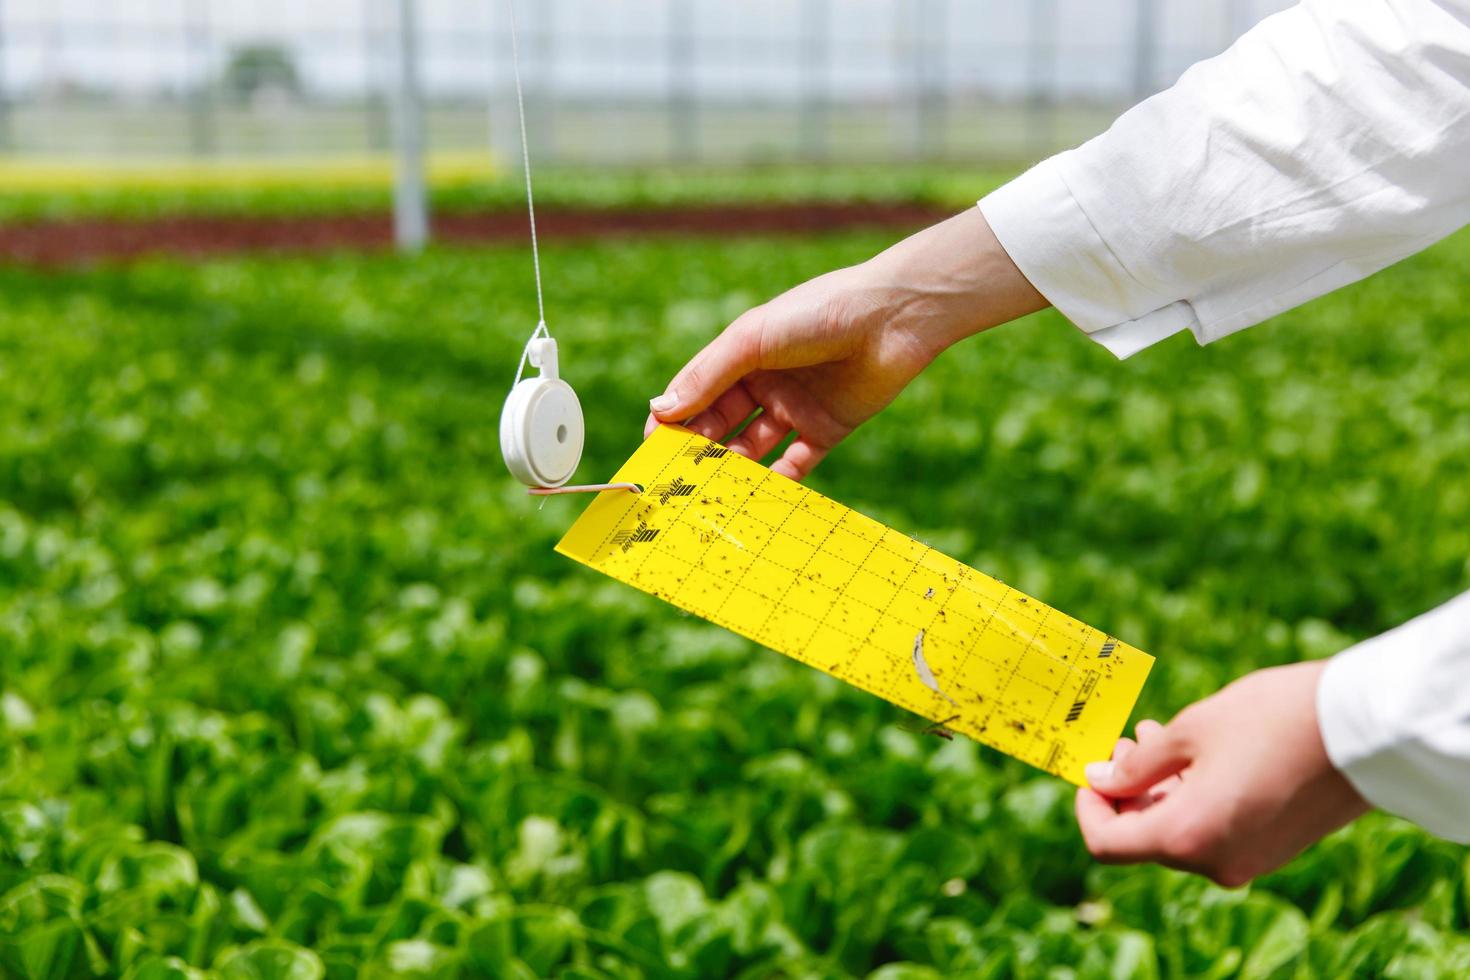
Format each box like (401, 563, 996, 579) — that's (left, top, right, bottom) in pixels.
(644, 208, 1046, 479)
(1075, 660, 1371, 887)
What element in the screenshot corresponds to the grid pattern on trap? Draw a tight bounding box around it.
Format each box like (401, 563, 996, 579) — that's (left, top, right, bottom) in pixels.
(556, 426, 1152, 785)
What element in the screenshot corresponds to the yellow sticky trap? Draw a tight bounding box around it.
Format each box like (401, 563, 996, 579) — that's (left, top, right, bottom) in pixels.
(556, 426, 1153, 785)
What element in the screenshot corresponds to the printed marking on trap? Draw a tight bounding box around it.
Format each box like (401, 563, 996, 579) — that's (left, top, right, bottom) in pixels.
(555, 426, 1153, 785)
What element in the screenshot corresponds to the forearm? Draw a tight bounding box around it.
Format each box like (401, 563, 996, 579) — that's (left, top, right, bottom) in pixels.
(855, 208, 1049, 357)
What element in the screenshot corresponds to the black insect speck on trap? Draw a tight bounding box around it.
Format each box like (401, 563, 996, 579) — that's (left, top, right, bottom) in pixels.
(905, 713, 959, 741)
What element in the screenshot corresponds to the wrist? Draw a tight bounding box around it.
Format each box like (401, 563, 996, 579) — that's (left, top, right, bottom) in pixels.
(861, 206, 1048, 355)
(1299, 659, 1372, 817)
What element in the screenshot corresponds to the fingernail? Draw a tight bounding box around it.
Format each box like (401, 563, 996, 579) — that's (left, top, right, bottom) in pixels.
(1085, 762, 1113, 786)
(649, 392, 678, 414)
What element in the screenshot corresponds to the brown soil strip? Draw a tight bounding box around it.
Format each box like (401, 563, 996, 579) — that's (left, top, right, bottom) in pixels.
(0, 201, 956, 267)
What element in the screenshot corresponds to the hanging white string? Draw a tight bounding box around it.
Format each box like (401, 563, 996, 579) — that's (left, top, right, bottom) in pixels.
(507, 0, 548, 390)
(512, 320, 550, 387)
(504, 1, 635, 499)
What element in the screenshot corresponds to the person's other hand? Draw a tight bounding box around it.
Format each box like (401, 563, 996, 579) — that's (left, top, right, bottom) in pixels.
(1075, 660, 1371, 887)
(644, 208, 1046, 480)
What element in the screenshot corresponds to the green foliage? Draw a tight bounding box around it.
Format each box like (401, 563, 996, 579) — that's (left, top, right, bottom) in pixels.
(0, 165, 1005, 224)
(0, 214, 1467, 976)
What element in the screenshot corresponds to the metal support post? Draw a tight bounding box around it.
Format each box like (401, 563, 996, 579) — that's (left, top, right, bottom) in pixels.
(392, 0, 429, 251)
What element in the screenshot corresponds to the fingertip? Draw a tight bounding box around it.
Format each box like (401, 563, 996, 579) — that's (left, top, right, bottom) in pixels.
(1084, 761, 1115, 790)
(773, 438, 827, 482)
(770, 458, 801, 480)
(1136, 719, 1165, 739)
(649, 392, 680, 416)
(1112, 737, 1137, 762)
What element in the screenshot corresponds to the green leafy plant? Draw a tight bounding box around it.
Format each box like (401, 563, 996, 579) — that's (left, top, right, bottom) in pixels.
(0, 199, 1466, 976)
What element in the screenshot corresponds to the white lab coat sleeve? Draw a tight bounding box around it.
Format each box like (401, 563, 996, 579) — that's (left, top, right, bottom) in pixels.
(1317, 591, 1470, 842)
(978, 0, 1470, 360)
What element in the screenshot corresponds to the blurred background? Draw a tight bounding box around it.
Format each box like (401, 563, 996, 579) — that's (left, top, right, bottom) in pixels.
(0, 0, 1287, 159)
(0, 0, 1291, 231)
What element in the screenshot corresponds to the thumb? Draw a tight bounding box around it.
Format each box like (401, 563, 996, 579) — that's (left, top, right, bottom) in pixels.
(1084, 723, 1192, 798)
(650, 311, 762, 423)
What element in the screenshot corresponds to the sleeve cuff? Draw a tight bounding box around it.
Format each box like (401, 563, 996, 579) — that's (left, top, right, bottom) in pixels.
(1317, 594, 1470, 843)
(978, 157, 1197, 359)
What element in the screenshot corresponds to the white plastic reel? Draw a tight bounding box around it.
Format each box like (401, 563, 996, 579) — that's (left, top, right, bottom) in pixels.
(500, 336, 585, 488)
